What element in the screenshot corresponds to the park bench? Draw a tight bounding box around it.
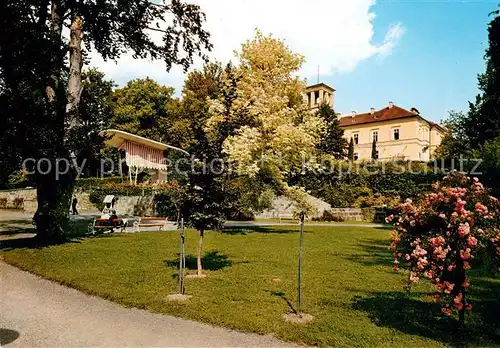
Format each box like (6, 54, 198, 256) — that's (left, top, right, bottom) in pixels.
(133, 217, 169, 233)
(88, 217, 127, 235)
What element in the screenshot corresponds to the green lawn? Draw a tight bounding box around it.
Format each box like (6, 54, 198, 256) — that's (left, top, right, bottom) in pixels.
(1, 226, 499, 347)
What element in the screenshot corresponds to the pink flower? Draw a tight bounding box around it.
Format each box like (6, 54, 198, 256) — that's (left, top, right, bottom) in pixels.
(455, 198, 466, 213)
(475, 202, 488, 215)
(442, 307, 452, 316)
(447, 264, 456, 272)
(467, 236, 478, 247)
(460, 248, 472, 261)
(443, 281, 455, 294)
(457, 223, 470, 238)
(409, 272, 419, 283)
(454, 293, 464, 310)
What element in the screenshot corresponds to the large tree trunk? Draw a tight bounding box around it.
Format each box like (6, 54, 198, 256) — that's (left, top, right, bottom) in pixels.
(197, 228, 204, 276)
(66, 15, 84, 119)
(33, 166, 74, 242)
(35, 9, 84, 242)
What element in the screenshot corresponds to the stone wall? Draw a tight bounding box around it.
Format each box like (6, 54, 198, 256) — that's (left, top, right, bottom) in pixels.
(328, 208, 363, 221)
(0, 188, 37, 213)
(0, 189, 100, 214)
(0, 188, 157, 217)
(255, 194, 332, 220)
(113, 195, 155, 217)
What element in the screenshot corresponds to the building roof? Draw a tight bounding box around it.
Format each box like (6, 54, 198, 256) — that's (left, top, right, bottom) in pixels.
(100, 129, 189, 156)
(305, 83, 335, 92)
(339, 105, 417, 127)
(338, 104, 446, 133)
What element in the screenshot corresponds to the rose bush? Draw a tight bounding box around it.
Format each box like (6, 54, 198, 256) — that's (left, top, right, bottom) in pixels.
(387, 171, 500, 323)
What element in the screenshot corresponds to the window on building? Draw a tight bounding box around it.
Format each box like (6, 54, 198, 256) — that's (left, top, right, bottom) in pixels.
(354, 153, 359, 161)
(393, 128, 400, 140)
(353, 133, 359, 145)
(372, 131, 378, 142)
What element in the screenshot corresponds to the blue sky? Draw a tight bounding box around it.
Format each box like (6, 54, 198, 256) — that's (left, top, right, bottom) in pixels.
(325, 1, 499, 122)
(91, 0, 499, 124)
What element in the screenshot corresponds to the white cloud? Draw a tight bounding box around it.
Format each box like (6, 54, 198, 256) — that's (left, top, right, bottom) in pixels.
(89, 0, 405, 92)
(377, 22, 407, 58)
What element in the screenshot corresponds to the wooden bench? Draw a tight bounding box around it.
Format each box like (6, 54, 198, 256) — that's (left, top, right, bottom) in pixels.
(88, 218, 127, 235)
(133, 217, 168, 233)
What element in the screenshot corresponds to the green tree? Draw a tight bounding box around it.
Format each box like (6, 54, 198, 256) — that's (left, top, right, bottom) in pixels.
(69, 68, 116, 177)
(317, 103, 347, 158)
(110, 78, 177, 143)
(464, 10, 500, 150)
(371, 138, 378, 160)
(0, 0, 211, 241)
(177, 62, 233, 277)
(482, 137, 500, 195)
(434, 111, 472, 159)
(348, 138, 355, 161)
(206, 30, 324, 212)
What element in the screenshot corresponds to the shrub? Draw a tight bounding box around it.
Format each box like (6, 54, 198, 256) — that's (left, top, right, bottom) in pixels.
(7, 169, 31, 189)
(0, 197, 7, 208)
(387, 171, 500, 323)
(354, 193, 401, 208)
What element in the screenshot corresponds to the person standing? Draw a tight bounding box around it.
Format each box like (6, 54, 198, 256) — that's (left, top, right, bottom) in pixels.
(72, 197, 79, 215)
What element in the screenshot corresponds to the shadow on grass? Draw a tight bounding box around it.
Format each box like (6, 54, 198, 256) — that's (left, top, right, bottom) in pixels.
(221, 226, 297, 235)
(351, 281, 500, 346)
(0, 226, 119, 251)
(268, 290, 297, 314)
(164, 250, 233, 271)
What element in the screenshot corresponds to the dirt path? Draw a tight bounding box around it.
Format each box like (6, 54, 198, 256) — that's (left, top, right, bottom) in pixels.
(0, 261, 296, 347)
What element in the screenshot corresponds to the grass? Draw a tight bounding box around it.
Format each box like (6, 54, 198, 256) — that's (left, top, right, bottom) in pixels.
(251, 218, 379, 225)
(1, 225, 499, 347)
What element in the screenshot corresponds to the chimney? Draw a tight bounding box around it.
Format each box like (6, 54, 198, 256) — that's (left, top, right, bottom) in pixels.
(388, 101, 394, 109)
(370, 107, 375, 115)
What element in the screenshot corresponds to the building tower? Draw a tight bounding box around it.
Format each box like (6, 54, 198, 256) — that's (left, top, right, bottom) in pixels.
(303, 83, 335, 111)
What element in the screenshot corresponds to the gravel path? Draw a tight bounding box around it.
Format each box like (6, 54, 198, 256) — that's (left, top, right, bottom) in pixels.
(0, 261, 296, 347)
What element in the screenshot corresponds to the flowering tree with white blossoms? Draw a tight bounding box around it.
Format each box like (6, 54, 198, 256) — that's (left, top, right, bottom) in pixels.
(205, 30, 324, 211)
(388, 171, 500, 324)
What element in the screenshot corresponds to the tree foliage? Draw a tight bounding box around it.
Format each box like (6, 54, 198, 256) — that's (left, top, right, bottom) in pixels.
(371, 138, 378, 160)
(317, 103, 347, 159)
(110, 78, 176, 143)
(348, 138, 355, 161)
(464, 11, 500, 150)
(206, 30, 324, 214)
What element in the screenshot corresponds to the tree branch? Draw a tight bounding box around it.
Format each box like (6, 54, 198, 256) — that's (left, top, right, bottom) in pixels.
(147, 26, 168, 34)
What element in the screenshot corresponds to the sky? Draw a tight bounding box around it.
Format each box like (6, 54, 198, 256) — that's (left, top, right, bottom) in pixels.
(90, 0, 499, 123)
